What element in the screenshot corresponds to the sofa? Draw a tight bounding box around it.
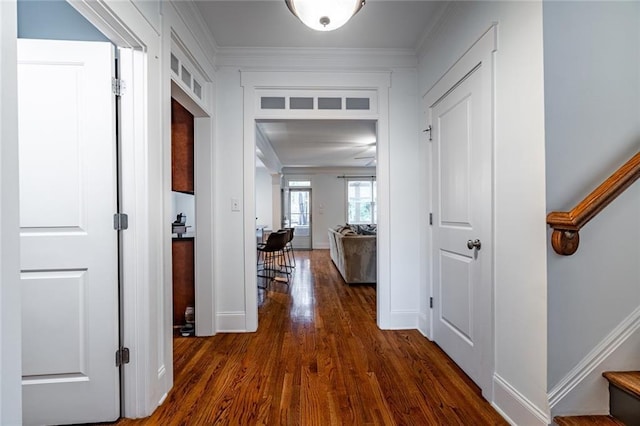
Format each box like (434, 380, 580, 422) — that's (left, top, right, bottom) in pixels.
(328, 226, 376, 284)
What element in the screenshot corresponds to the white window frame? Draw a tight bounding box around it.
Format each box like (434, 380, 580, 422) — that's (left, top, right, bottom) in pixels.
(345, 177, 377, 225)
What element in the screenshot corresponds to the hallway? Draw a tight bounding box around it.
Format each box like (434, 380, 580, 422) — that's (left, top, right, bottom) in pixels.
(110, 250, 507, 425)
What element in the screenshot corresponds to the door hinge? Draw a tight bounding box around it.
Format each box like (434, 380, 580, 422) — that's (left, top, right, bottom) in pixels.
(430, 297, 433, 309)
(115, 347, 130, 367)
(429, 212, 433, 225)
(423, 125, 432, 141)
(113, 213, 128, 231)
(112, 78, 125, 96)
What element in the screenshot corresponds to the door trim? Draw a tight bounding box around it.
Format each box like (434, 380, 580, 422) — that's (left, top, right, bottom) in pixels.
(423, 25, 496, 398)
(67, 0, 166, 418)
(241, 71, 391, 331)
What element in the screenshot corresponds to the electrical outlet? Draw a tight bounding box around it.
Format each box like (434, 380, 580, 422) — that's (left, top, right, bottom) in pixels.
(231, 198, 240, 212)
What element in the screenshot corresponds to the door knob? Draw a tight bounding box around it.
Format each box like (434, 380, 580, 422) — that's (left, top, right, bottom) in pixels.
(467, 239, 481, 250)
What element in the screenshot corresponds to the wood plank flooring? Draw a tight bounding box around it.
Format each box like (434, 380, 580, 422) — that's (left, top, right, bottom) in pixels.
(107, 250, 507, 425)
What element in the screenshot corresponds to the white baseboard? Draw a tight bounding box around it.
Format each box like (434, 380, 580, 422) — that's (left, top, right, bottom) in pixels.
(417, 312, 431, 339)
(383, 310, 418, 329)
(312, 243, 329, 249)
(548, 305, 640, 415)
(216, 311, 248, 332)
(493, 374, 550, 426)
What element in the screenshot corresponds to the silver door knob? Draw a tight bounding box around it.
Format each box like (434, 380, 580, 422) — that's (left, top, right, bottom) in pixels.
(467, 239, 481, 250)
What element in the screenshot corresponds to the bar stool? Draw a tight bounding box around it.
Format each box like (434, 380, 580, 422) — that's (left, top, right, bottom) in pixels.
(257, 230, 289, 289)
(283, 227, 296, 269)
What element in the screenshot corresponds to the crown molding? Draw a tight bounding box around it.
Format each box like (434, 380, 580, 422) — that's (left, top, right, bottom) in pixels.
(168, 0, 218, 71)
(415, 1, 453, 58)
(282, 166, 376, 176)
(215, 47, 418, 70)
(416, 1, 459, 62)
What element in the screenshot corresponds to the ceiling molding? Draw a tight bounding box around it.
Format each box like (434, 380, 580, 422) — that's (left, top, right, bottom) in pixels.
(215, 47, 418, 70)
(168, 0, 218, 70)
(282, 166, 376, 176)
(415, 1, 453, 56)
(255, 125, 283, 173)
(416, 2, 460, 62)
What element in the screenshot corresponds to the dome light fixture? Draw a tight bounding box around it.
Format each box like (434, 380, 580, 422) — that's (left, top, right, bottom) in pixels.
(285, 0, 366, 32)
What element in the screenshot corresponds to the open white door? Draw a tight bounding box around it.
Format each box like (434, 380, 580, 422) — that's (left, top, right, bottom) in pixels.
(18, 39, 120, 425)
(427, 29, 495, 397)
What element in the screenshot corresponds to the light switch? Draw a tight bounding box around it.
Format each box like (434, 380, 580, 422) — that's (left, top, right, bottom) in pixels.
(231, 198, 240, 211)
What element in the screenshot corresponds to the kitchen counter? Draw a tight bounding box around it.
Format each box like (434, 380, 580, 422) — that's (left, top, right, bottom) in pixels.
(172, 232, 195, 240)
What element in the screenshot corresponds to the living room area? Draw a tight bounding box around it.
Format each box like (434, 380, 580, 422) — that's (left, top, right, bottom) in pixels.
(255, 118, 379, 289)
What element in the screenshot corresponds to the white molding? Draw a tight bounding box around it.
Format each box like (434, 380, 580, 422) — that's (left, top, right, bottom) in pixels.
(164, 1, 218, 340)
(256, 125, 283, 173)
(415, 1, 454, 57)
(417, 313, 431, 339)
(422, 24, 497, 399)
(0, 1, 23, 423)
(167, 0, 218, 70)
(282, 166, 375, 176)
(216, 312, 249, 332)
(70, 0, 167, 419)
(241, 70, 393, 331)
(548, 304, 640, 409)
(386, 311, 419, 330)
(493, 374, 550, 426)
(216, 47, 417, 70)
(313, 243, 330, 250)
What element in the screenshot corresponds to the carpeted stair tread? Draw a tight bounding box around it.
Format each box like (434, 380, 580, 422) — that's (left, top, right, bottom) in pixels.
(554, 415, 626, 425)
(603, 371, 640, 399)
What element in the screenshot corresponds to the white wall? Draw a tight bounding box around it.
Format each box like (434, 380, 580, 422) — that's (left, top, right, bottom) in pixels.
(172, 192, 196, 232)
(389, 69, 421, 318)
(0, 1, 23, 423)
(418, 2, 548, 424)
(215, 64, 422, 331)
(310, 173, 346, 249)
(544, 0, 640, 413)
(255, 166, 273, 229)
(214, 68, 248, 331)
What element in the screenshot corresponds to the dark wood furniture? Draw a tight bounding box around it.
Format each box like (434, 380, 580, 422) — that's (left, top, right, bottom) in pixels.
(171, 98, 194, 194)
(172, 237, 194, 327)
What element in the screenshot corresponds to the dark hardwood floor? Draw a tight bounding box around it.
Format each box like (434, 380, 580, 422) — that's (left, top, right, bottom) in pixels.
(108, 250, 507, 425)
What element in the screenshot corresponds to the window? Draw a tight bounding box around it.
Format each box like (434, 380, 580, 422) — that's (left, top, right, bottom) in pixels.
(347, 179, 376, 224)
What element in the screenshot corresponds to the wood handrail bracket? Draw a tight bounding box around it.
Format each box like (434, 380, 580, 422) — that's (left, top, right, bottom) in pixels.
(547, 151, 640, 255)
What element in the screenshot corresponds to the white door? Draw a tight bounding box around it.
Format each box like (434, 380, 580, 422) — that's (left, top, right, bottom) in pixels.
(428, 32, 494, 397)
(18, 39, 120, 425)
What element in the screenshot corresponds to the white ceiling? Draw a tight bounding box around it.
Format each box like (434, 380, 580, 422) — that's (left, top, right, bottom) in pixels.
(194, 0, 444, 50)
(257, 120, 377, 168)
(195, 1, 441, 169)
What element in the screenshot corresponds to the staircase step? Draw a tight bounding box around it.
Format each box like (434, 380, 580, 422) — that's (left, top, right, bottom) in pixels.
(603, 371, 640, 399)
(554, 415, 625, 426)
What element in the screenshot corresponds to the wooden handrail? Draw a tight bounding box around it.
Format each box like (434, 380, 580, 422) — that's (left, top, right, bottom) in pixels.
(547, 151, 640, 255)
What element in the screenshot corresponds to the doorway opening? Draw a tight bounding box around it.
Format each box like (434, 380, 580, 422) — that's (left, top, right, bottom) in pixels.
(169, 81, 214, 339)
(253, 118, 379, 322)
(284, 188, 312, 250)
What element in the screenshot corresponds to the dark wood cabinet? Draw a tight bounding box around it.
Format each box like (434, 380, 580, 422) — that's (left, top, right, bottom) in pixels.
(172, 238, 195, 326)
(171, 98, 194, 194)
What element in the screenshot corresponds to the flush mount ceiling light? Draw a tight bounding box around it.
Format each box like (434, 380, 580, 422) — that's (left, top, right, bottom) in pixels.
(285, 0, 366, 32)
